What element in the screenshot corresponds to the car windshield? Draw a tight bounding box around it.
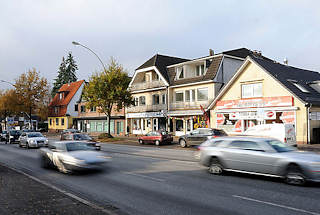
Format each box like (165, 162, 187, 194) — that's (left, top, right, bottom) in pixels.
(267, 140, 295, 152)
(213, 129, 227, 136)
(27, 132, 43, 138)
(66, 142, 93, 151)
(73, 134, 92, 140)
(10, 130, 21, 135)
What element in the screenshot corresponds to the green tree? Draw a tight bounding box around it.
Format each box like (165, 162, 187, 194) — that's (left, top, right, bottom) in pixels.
(51, 52, 78, 97)
(14, 69, 49, 129)
(83, 58, 133, 137)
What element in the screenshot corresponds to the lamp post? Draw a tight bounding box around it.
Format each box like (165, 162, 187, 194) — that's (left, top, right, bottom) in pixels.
(72, 41, 106, 71)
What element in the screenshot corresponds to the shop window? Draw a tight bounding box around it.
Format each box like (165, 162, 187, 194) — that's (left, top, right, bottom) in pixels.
(153, 94, 160, 105)
(133, 119, 140, 130)
(197, 88, 208, 101)
(241, 83, 262, 98)
(139, 96, 146, 106)
(176, 119, 184, 131)
(175, 92, 184, 102)
(56, 118, 59, 126)
(61, 118, 65, 126)
(196, 64, 205, 76)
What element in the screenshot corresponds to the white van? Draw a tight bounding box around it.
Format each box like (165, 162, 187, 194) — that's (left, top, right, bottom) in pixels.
(243, 123, 296, 146)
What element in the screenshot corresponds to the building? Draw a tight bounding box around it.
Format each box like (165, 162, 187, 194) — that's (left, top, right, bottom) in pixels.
(209, 55, 320, 144)
(48, 80, 85, 132)
(126, 54, 189, 135)
(166, 48, 256, 136)
(74, 101, 126, 136)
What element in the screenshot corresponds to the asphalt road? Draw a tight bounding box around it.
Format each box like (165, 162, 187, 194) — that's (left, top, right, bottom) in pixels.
(0, 141, 319, 215)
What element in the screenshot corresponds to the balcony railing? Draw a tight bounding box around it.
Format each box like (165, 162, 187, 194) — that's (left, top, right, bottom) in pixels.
(169, 101, 209, 110)
(126, 104, 167, 113)
(129, 80, 165, 91)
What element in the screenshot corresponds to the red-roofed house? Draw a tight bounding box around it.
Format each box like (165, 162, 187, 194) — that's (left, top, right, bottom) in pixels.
(48, 80, 85, 131)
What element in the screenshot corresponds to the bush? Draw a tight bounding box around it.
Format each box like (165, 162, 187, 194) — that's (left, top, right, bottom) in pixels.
(98, 133, 113, 139)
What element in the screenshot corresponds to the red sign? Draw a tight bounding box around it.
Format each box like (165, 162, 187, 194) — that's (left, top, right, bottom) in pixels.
(216, 96, 293, 110)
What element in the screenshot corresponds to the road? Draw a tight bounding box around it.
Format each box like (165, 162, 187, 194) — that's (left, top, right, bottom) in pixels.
(0, 141, 319, 215)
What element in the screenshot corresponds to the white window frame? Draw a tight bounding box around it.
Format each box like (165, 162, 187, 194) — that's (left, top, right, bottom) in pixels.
(197, 87, 208, 101)
(241, 83, 262, 98)
(291, 82, 309, 93)
(175, 91, 184, 103)
(310, 83, 320, 93)
(195, 64, 205, 76)
(176, 66, 184, 80)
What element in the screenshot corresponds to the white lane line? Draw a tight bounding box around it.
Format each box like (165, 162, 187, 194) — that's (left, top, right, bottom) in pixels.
(233, 195, 320, 215)
(122, 171, 165, 182)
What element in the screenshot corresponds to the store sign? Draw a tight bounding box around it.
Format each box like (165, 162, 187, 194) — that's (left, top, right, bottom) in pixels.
(264, 111, 276, 120)
(216, 96, 293, 110)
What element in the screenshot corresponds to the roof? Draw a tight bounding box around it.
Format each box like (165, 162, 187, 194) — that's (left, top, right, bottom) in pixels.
(48, 80, 84, 117)
(251, 56, 320, 105)
(136, 54, 189, 82)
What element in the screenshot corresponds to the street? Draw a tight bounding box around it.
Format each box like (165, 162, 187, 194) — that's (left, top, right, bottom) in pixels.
(0, 141, 320, 215)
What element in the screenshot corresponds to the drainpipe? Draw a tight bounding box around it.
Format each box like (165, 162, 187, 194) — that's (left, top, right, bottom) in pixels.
(306, 103, 312, 144)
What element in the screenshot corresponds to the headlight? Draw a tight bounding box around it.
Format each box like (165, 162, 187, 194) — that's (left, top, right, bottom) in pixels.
(29, 140, 36, 144)
(45, 139, 49, 143)
(10, 136, 14, 138)
(95, 143, 101, 147)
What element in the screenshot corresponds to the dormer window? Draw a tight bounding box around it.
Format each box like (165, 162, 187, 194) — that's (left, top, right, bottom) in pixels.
(196, 64, 205, 76)
(176, 67, 184, 80)
(288, 80, 309, 93)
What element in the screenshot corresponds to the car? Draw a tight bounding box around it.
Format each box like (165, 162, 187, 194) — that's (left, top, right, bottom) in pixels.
(19, 132, 49, 148)
(199, 136, 320, 185)
(5, 130, 22, 144)
(60, 133, 101, 150)
(39, 141, 111, 173)
(179, 128, 227, 148)
(0, 130, 8, 141)
(138, 131, 173, 146)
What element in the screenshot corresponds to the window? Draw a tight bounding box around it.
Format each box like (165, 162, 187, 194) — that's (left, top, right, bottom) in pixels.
(90, 106, 96, 112)
(228, 141, 263, 151)
(61, 118, 65, 126)
(241, 83, 262, 98)
(196, 64, 205, 76)
(54, 107, 59, 114)
(197, 88, 208, 101)
(134, 97, 139, 106)
(309, 83, 320, 93)
(74, 104, 78, 112)
(139, 96, 146, 106)
(80, 105, 86, 113)
(186, 90, 190, 102)
(175, 92, 184, 102)
(49, 119, 52, 125)
(176, 120, 184, 131)
(59, 93, 63, 100)
(176, 67, 184, 79)
(185, 89, 195, 102)
(56, 118, 59, 126)
(162, 94, 166, 104)
(152, 94, 160, 105)
(288, 80, 309, 93)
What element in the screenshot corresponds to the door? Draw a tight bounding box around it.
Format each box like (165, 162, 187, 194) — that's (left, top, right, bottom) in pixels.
(187, 129, 201, 145)
(116, 122, 121, 135)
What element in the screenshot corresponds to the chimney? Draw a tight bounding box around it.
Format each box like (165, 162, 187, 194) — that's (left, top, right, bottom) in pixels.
(209, 49, 214, 56)
(253, 50, 262, 56)
(284, 58, 288, 65)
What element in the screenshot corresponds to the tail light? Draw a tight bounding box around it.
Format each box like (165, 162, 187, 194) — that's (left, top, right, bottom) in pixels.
(284, 137, 287, 143)
(212, 135, 217, 138)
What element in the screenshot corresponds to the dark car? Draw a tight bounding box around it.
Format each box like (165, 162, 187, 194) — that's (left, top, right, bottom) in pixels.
(1, 131, 8, 141)
(138, 131, 173, 146)
(60, 133, 101, 150)
(6, 130, 22, 144)
(179, 128, 227, 147)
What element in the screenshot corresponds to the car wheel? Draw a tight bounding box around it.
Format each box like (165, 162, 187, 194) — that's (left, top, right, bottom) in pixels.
(40, 155, 50, 168)
(26, 143, 29, 149)
(139, 139, 144, 144)
(208, 158, 224, 175)
(285, 164, 306, 186)
(179, 139, 187, 148)
(155, 140, 160, 146)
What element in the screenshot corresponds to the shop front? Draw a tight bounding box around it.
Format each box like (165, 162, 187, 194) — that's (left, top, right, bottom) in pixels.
(126, 112, 166, 135)
(215, 96, 296, 133)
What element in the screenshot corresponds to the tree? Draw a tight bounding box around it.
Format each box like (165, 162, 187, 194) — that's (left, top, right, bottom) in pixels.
(0, 89, 22, 130)
(83, 58, 133, 137)
(51, 52, 78, 97)
(14, 69, 49, 129)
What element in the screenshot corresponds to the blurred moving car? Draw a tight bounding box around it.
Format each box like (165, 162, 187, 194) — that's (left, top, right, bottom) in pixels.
(60, 133, 101, 150)
(199, 136, 320, 185)
(5, 130, 22, 144)
(19, 132, 49, 148)
(138, 131, 173, 146)
(39, 141, 111, 173)
(179, 128, 227, 148)
(1, 130, 8, 141)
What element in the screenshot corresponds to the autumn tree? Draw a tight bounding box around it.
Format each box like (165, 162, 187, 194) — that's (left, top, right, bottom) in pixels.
(83, 58, 133, 137)
(0, 89, 22, 130)
(14, 69, 49, 129)
(51, 52, 78, 97)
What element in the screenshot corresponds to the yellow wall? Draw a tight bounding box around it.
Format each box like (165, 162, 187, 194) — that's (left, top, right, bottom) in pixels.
(130, 89, 167, 108)
(48, 116, 73, 130)
(210, 61, 307, 143)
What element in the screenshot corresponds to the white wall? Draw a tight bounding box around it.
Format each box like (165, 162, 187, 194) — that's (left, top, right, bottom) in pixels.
(66, 82, 85, 117)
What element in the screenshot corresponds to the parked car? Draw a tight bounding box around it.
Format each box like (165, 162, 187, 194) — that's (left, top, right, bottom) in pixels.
(60, 129, 80, 139)
(138, 131, 173, 146)
(39, 141, 111, 173)
(5, 130, 22, 144)
(179, 128, 227, 147)
(199, 136, 320, 185)
(0, 130, 8, 141)
(60, 133, 101, 150)
(19, 132, 48, 148)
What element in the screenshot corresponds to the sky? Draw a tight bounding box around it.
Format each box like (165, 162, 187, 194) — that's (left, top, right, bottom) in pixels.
(1, 0, 320, 89)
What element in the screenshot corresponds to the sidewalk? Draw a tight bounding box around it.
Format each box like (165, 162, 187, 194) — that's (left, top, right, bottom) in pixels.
(0, 164, 110, 215)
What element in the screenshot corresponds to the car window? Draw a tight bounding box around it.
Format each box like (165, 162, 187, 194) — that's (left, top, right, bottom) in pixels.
(267, 140, 295, 152)
(65, 134, 73, 140)
(229, 141, 263, 151)
(199, 129, 211, 135)
(213, 129, 227, 136)
(66, 142, 92, 151)
(192, 130, 200, 135)
(27, 132, 44, 138)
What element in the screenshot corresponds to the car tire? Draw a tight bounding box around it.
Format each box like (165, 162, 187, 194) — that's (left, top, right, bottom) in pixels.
(139, 139, 144, 144)
(155, 140, 160, 146)
(285, 164, 306, 186)
(26, 143, 29, 149)
(208, 158, 224, 175)
(179, 139, 187, 148)
(40, 155, 50, 169)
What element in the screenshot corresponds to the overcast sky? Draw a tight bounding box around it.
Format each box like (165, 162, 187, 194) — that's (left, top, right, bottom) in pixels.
(1, 0, 320, 89)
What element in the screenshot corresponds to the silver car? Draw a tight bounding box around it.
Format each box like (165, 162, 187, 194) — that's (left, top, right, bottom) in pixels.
(19, 132, 49, 148)
(199, 137, 320, 185)
(39, 141, 111, 173)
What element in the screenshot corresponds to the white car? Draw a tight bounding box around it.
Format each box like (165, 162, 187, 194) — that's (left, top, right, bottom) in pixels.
(19, 132, 49, 148)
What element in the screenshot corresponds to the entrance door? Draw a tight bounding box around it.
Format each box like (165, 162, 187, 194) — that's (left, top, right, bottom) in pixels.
(116, 121, 121, 134)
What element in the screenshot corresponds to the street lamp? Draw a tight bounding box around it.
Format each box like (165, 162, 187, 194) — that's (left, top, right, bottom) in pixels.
(72, 41, 106, 71)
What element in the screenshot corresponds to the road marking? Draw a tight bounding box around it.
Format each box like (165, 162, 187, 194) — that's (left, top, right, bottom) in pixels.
(122, 171, 165, 182)
(233, 195, 320, 215)
(5, 165, 117, 215)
